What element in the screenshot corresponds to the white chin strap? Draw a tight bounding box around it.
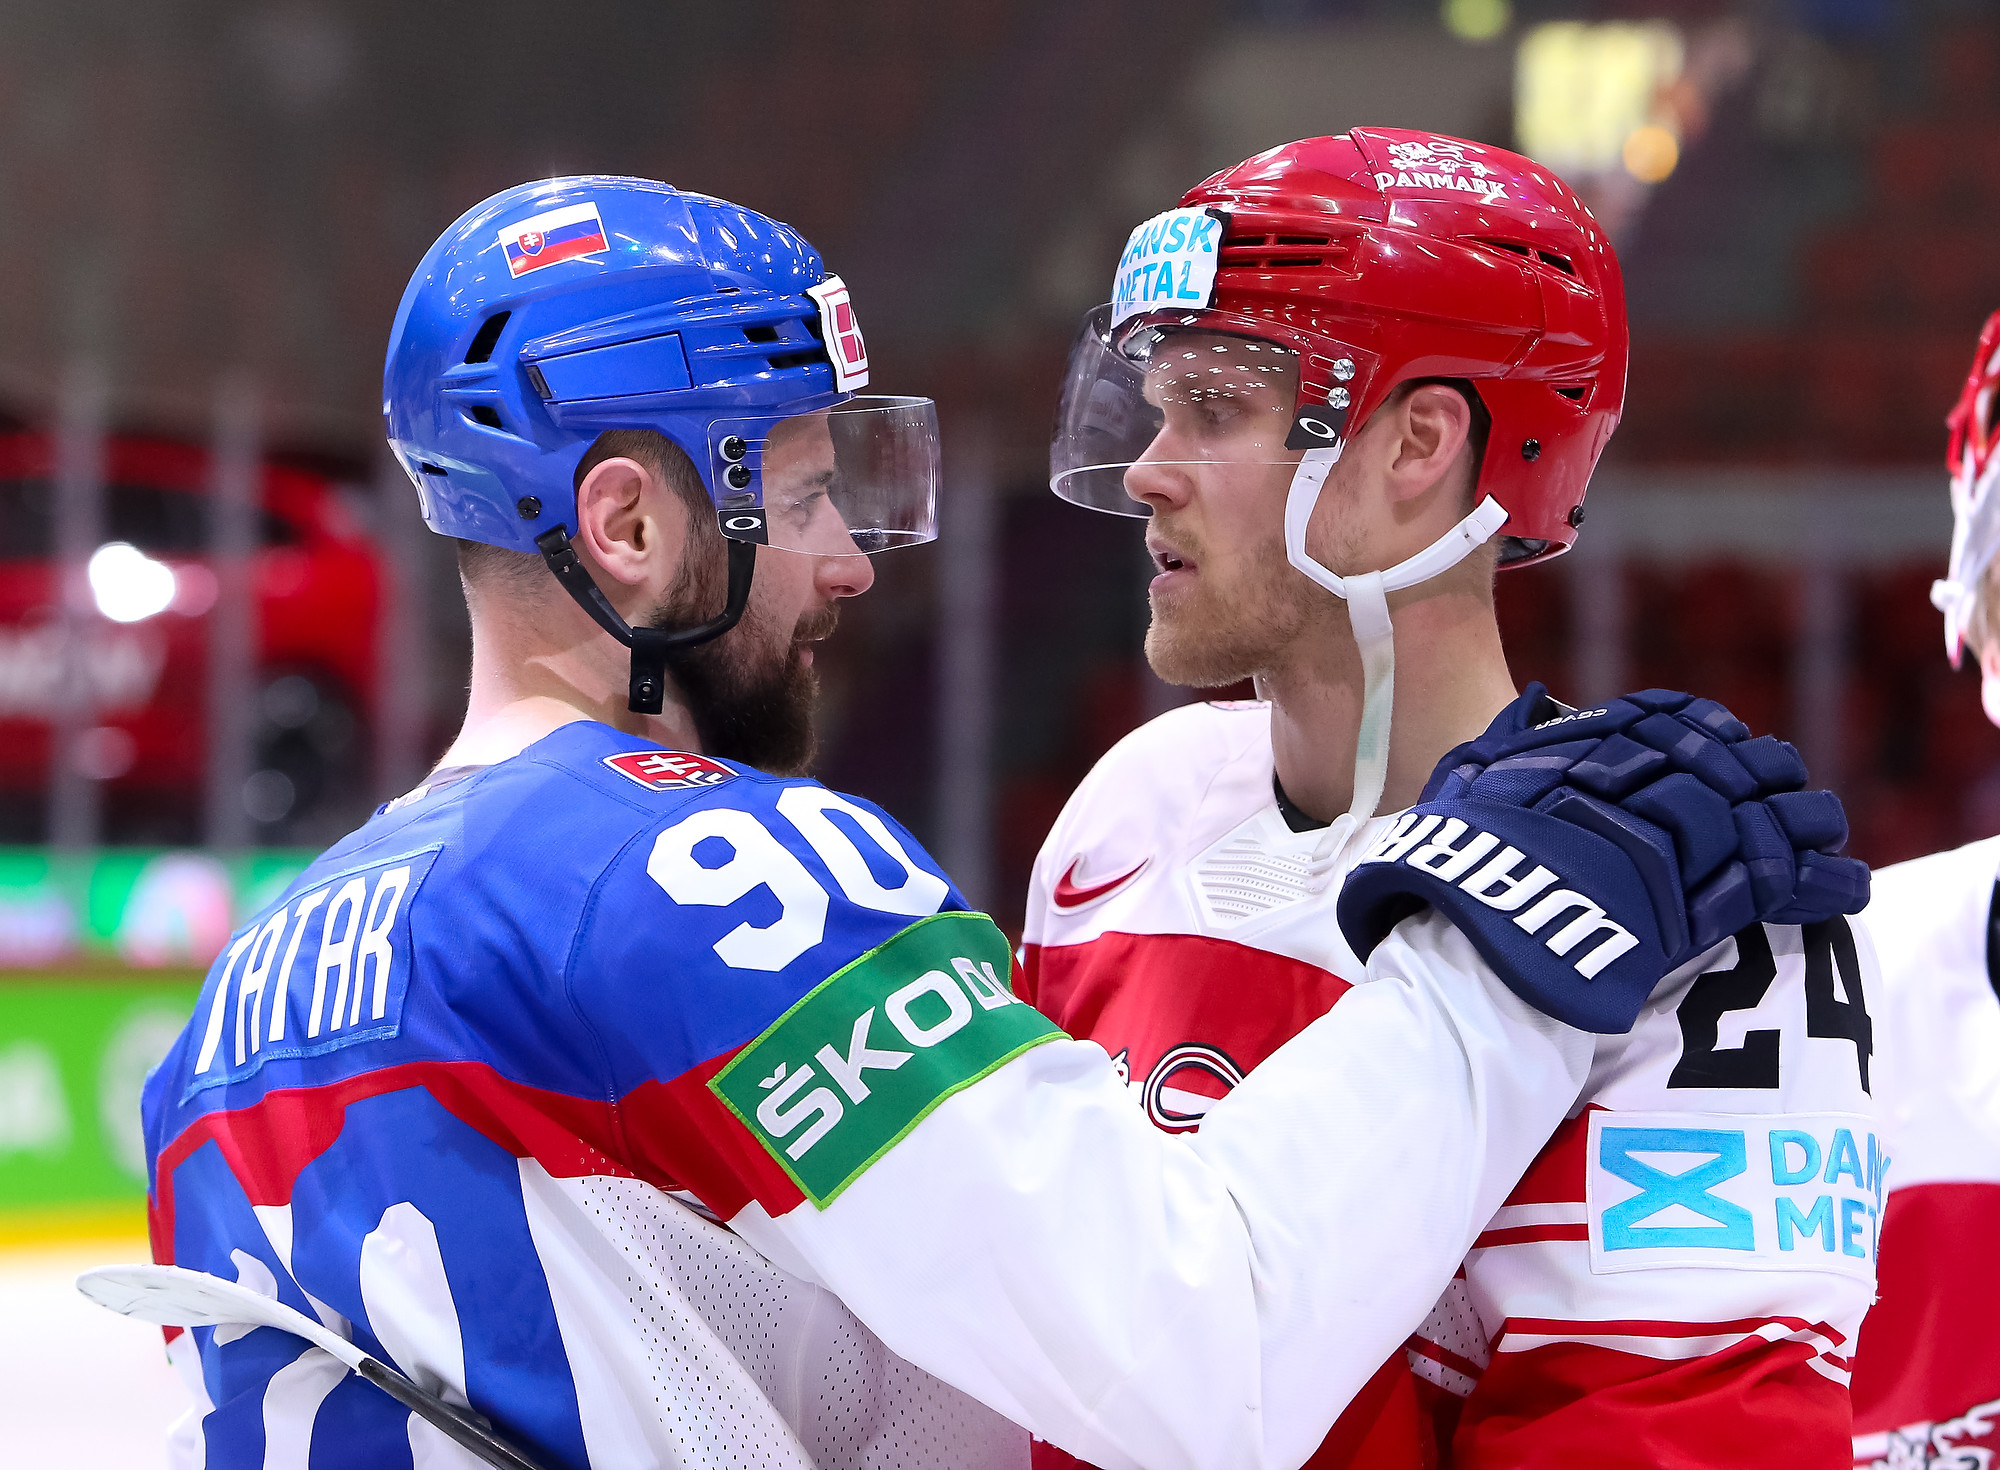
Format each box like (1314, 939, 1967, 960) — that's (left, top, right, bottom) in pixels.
(1933, 448, 2000, 665)
(1283, 444, 1510, 821)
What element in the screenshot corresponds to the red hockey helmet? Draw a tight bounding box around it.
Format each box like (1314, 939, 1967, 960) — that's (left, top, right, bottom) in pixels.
(1050, 130, 1628, 818)
(1936, 308, 2000, 666)
(1053, 127, 1627, 565)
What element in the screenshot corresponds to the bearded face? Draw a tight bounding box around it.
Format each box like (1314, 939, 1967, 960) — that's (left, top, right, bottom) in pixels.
(650, 545, 836, 777)
(1143, 497, 1336, 687)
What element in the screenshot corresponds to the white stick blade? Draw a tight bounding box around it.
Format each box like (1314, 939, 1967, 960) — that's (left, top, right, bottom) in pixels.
(75, 1264, 366, 1371)
(78, 1264, 238, 1326)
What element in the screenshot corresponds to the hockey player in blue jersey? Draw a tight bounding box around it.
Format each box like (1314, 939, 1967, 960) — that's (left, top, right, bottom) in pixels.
(125, 177, 1870, 1470)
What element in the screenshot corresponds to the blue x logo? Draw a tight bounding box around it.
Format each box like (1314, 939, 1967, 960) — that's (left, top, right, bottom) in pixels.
(1599, 1126, 1753, 1251)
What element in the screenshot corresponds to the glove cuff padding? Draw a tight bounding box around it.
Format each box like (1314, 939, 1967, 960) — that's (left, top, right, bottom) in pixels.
(1338, 804, 1671, 1035)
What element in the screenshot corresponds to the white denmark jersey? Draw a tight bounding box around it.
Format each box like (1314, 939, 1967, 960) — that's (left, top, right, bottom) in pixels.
(1852, 837, 2000, 1469)
(1022, 701, 1883, 1469)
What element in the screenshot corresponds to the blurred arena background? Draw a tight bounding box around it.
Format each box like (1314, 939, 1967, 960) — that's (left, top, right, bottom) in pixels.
(0, 0, 1986, 1459)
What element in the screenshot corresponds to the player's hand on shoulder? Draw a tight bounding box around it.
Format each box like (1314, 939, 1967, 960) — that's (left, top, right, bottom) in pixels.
(1337, 684, 1868, 1035)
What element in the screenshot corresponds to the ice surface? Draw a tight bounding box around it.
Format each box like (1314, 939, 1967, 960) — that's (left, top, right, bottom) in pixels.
(0, 1241, 181, 1467)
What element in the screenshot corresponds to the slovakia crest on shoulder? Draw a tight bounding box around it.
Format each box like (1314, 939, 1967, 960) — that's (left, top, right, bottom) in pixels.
(604, 749, 737, 791)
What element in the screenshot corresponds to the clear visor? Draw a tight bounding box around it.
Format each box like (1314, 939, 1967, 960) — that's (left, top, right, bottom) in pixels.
(1050, 306, 1327, 516)
(711, 395, 940, 555)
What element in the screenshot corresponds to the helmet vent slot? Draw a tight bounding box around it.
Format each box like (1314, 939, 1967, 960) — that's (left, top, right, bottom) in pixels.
(1554, 385, 1587, 401)
(1221, 232, 1354, 272)
(466, 405, 504, 429)
(743, 324, 782, 343)
(463, 311, 511, 364)
(1474, 239, 1576, 277)
(767, 349, 821, 371)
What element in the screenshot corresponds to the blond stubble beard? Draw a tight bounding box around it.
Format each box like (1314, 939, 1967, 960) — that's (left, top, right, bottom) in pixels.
(1143, 515, 1350, 688)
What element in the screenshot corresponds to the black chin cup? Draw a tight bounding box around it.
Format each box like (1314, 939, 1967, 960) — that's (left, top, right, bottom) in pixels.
(534, 526, 756, 715)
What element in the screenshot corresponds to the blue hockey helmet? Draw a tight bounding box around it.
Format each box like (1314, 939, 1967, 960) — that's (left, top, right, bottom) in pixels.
(383, 176, 940, 710)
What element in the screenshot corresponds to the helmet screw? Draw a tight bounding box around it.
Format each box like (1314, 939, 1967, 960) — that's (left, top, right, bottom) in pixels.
(1567, 503, 1586, 528)
(1331, 358, 1356, 382)
(516, 496, 541, 519)
(719, 435, 748, 463)
(725, 463, 753, 491)
(1521, 439, 1542, 462)
(1330, 387, 1351, 408)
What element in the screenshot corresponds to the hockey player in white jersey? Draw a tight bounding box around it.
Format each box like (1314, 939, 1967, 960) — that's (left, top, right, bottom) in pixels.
(1848, 311, 2000, 1468)
(117, 175, 1865, 1470)
(1025, 131, 1884, 1469)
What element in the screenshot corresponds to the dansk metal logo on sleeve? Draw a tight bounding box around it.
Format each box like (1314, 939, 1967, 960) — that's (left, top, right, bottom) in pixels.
(1585, 1109, 1884, 1281)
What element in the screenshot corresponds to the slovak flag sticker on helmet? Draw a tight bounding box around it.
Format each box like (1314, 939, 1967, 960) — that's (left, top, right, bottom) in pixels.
(807, 275, 869, 391)
(498, 201, 609, 277)
(1110, 206, 1222, 329)
(603, 749, 738, 791)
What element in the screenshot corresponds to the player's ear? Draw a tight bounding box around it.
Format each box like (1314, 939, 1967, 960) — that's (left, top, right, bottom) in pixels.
(574, 456, 688, 590)
(1384, 384, 1472, 505)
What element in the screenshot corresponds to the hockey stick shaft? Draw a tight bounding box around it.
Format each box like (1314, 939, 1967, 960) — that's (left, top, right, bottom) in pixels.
(76, 1262, 551, 1470)
(355, 1357, 552, 1470)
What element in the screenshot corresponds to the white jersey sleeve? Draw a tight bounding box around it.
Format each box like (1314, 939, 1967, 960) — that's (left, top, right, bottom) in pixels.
(710, 907, 1590, 1470)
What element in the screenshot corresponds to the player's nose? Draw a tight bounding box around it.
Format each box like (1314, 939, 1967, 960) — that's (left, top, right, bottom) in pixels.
(817, 550, 874, 599)
(1124, 450, 1193, 514)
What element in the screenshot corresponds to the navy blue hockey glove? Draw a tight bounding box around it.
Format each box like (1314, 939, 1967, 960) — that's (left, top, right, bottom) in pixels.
(1336, 684, 1869, 1035)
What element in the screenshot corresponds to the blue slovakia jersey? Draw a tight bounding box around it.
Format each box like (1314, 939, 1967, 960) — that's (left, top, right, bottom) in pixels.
(140, 721, 1005, 1470)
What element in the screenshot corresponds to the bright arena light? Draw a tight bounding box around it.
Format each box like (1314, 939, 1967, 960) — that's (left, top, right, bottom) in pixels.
(1623, 124, 1681, 183)
(88, 542, 178, 623)
(1516, 21, 1684, 175)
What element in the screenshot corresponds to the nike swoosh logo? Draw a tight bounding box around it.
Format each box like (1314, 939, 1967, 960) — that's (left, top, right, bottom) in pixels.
(1052, 856, 1149, 910)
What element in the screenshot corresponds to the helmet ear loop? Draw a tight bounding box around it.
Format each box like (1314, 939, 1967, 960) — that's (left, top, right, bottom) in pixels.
(535, 526, 756, 715)
(1281, 445, 1511, 828)
(1938, 443, 2000, 672)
